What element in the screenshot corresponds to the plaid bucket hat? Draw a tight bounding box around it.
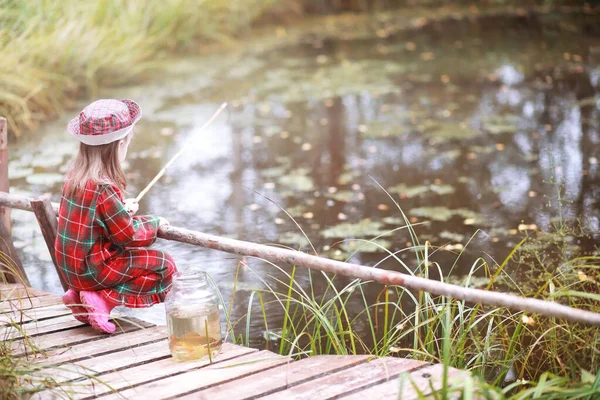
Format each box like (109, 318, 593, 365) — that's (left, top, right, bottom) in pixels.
(67, 99, 142, 146)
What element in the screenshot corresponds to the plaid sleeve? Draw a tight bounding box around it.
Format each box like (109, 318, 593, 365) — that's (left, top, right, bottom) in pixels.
(97, 185, 160, 248)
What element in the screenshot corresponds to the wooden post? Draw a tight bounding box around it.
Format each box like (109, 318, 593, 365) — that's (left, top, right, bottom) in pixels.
(31, 196, 68, 291)
(0, 117, 28, 286)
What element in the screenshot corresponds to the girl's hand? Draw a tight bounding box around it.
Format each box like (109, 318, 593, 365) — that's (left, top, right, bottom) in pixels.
(124, 198, 139, 216)
(158, 217, 170, 228)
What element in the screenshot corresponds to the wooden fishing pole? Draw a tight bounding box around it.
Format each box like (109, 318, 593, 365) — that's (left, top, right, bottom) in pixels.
(135, 102, 228, 203)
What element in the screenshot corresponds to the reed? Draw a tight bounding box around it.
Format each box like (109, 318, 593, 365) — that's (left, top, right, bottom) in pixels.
(0, 0, 277, 136)
(221, 192, 600, 397)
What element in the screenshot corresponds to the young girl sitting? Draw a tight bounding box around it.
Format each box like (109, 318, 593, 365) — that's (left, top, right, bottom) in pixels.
(55, 99, 177, 334)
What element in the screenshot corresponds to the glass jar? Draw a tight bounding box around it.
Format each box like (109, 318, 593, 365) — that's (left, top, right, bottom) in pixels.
(164, 271, 222, 361)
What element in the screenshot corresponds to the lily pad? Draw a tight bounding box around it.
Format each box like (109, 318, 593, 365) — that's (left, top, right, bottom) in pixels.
(278, 170, 314, 191)
(388, 183, 455, 198)
(284, 205, 308, 218)
(279, 232, 311, 247)
(439, 231, 465, 242)
(410, 207, 454, 222)
(481, 115, 520, 135)
(321, 219, 387, 239)
(359, 121, 404, 138)
(388, 184, 428, 198)
(26, 173, 64, 186)
(430, 184, 456, 196)
(340, 239, 392, 253)
(262, 166, 287, 178)
(421, 121, 478, 143)
(337, 169, 361, 185)
(454, 209, 480, 220)
(325, 190, 357, 203)
(382, 216, 405, 225)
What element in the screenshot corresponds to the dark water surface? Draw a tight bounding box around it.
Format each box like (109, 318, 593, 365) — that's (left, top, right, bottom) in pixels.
(9, 13, 600, 346)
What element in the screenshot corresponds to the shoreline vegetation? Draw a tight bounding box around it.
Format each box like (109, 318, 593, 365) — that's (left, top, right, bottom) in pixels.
(2, 0, 600, 398)
(1, 0, 595, 136)
(1, 186, 599, 397)
(222, 191, 600, 398)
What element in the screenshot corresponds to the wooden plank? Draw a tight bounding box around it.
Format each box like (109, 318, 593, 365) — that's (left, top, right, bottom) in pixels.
(39, 343, 259, 399)
(38, 325, 168, 365)
(100, 349, 289, 400)
(258, 357, 426, 400)
(340, 363, 469, 400)
(30, 196, 69, 291)
(1, 294, 64, 312)
(36, 338, 173, 384)
(0, 314, 84, 341)
(178, 354, 373, 400)
(0, 284, 47, 300)
(9, 319, 150, 356)
(0, 303, 72, 326)
(0, 117, 27, 285)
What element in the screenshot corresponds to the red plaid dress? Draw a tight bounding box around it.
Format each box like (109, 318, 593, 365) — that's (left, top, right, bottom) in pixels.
(54, 181, 176, 308)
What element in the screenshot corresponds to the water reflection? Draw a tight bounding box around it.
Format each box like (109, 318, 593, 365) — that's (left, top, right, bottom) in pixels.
(8, 14, 600, 346)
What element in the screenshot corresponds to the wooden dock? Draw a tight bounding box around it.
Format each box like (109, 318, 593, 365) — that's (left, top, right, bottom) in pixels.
(1, 283, 468, 399)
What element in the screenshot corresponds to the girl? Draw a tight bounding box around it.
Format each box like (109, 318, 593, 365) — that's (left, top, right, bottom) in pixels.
(55, 99, 177, 334)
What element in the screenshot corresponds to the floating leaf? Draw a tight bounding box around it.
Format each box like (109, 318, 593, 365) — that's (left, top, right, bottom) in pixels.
(410, 207, 454, 222)
(321, 219, 386, 239)
(279, 232, 310, 246)
(481, 115, 520, 134)
(326, 190, 357, 203)
(382, 217, 405, 225)
(440, 231, 465, 242)
(388, 183, 455, 198)
(422, 121, 478, 143)
(340, 239, 392, 253)
(388, 184, 429, 198)
(429, 185, 456, 196)
(278, 171, 314, 192)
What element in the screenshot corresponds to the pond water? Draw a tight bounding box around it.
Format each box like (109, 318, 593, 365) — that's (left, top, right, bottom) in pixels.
(8, 12, 600, 347)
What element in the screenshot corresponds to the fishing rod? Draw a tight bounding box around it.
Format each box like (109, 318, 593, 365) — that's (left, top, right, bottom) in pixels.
(135, 102, 228, 203)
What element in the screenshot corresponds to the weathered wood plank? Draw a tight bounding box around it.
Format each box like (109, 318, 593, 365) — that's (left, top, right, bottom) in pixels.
(1, 294, 64, 312)
(178, 354, 373, 400)
(0, 284, 48, 299)
(101, 350, 289, 400)
(339, 363, 469, 400)
(258, 357, 426, 400)
(9, 319, 149, 356)
(0, 314, 84, 341)
(41, 343, 258, 399)
(38, 325, 168, 365)
(0, 303, 72, 326)
(36, 338, 173, 384)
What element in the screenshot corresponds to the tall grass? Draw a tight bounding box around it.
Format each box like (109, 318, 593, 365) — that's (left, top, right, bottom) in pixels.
(0, 254, 137, 398)
(0, 0, 280, 135)
(220, 196, 600, 397)
(1, 255, 67, 398)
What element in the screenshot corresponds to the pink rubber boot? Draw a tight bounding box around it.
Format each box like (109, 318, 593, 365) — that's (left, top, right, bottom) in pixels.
(62, 289, 89, 324)
(80, 291, 118, 334)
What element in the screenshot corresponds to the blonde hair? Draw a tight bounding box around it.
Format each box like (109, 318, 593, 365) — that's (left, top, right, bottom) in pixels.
(64, 140, 127, 197)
